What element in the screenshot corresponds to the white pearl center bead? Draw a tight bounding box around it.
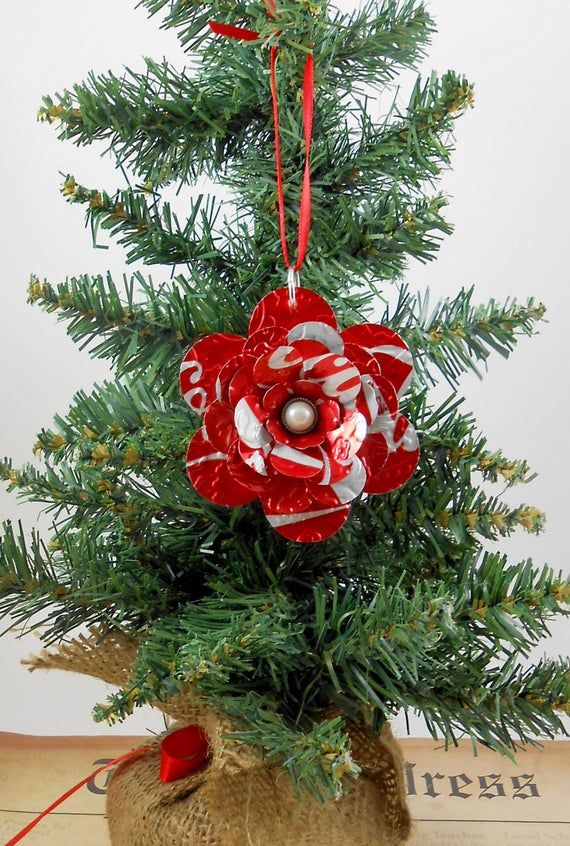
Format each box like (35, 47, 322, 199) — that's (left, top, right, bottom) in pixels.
(281, 398, 318, 434)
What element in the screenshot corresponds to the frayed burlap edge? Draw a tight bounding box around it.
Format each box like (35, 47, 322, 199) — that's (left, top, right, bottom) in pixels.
(25, 626, 412, 842)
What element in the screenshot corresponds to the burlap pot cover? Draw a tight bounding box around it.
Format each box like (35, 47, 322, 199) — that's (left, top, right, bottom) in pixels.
(26, 628, 412, 845)
(106, 721, 411, 846)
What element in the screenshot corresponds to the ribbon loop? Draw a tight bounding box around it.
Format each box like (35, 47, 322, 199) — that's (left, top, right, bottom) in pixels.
(209, 17, 314, 275)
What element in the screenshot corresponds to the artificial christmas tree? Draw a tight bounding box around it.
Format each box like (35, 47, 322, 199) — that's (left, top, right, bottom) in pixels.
(1, 0, 569, 844)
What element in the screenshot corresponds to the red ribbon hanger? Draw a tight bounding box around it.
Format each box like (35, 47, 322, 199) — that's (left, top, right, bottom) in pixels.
(209, 16, 315, 274)
(4, 726, 209, 846)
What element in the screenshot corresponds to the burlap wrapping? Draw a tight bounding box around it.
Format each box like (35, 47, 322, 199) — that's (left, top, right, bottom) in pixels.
(26, 627, 412, 845)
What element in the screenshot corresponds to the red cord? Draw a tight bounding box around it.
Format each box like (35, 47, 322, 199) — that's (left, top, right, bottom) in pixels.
(4, 746, 147, 846)
(208, 19, 314, 272)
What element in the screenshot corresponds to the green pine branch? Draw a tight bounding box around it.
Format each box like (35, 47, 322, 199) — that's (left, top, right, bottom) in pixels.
(327, 71, 473, 198)
(322, 0, 434, 88)
(38, 59, 265, 186)
(62, 177, 235, 269)
(382, 286, 547, 386)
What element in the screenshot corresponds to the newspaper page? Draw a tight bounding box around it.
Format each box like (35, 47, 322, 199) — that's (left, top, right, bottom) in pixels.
(0, 733, 568, 845)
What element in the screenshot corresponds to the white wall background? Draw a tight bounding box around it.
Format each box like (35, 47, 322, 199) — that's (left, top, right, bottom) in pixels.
(0, 1, 568, 739)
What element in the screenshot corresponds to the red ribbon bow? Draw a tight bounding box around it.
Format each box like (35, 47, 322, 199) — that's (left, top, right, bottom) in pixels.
(4, 726, 209, 846)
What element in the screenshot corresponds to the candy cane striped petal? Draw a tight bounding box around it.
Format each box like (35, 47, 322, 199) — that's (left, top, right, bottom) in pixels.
(234, 396, 271, 449)
(264, 502, 351, 543)
(269, 444, 324, 478)
(253, 346, 303, 387)
(302, 353, 361, 405)
(181, 334, 245, 413)
(356, 375, 379, 425)
(368, 376, 399, 424)
(249, 287, 337, 335)
(227, 440, 271, 493)
(331, 456, 367, 504)
(341, 324, 413, 396)
(215, 353, 254, 404)
(287, 322, 344, 355)
(186, 430, 256, 506)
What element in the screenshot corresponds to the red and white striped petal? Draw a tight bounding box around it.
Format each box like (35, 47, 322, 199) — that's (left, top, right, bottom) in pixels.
(341, 324, 413, 396)
(372, 374, 399, 420)
(311, 456, 367, 508)
(181, 334, 245, 413)
(186, 430, 255, 507)
(302, 354, 361, 405)
(360, 414, 419, 494)
(326, 409, 367, 462)
(355, 375, 379, 425)
(331, 456, 367, 504)
(318, 448, 353, 484)
(237, 439, 272, 477)
(287, 322, 344, 355)
(203, 401, 236, 453)
(269, 444, 324, 478)
(249, 287, 338, 335)
(253, 346, 303, 387)
(263, 502, 351, 543)
(226, 440, 271, 493)
(234, 396, 271, 449)
(243, 325, 288, 358)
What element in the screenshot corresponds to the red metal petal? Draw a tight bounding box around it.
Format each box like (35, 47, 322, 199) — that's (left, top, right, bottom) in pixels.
(186, 430, 256, 506)
(315, 398, 341, 432)
(249, 287, 337, 335)
(342, 324, 413, 397)
(302, 353, 361, 405)
(261, 476, 315, 515)
(361, 415, 419, 494)
(266, 415, 325, 449)
(372, 374, 399, 419)
(228, 363, 257, 407)
(243, 325, 288, 358)
(291, 379, 325, 403)
(262, 383, 292, 413)
(253, 346, 303, 387)
(269, 444, 324, 478)
(357, 433, 390, 489)
(181, 334, 245, 413)
(215, 354, 255, 405)
(343, 342, 383, 382)
(310, 456, 366, 507)
(203, 401, 236, 453)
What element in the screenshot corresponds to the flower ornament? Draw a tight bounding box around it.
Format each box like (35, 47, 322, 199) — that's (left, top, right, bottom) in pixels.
(180, 288, 419, 543)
